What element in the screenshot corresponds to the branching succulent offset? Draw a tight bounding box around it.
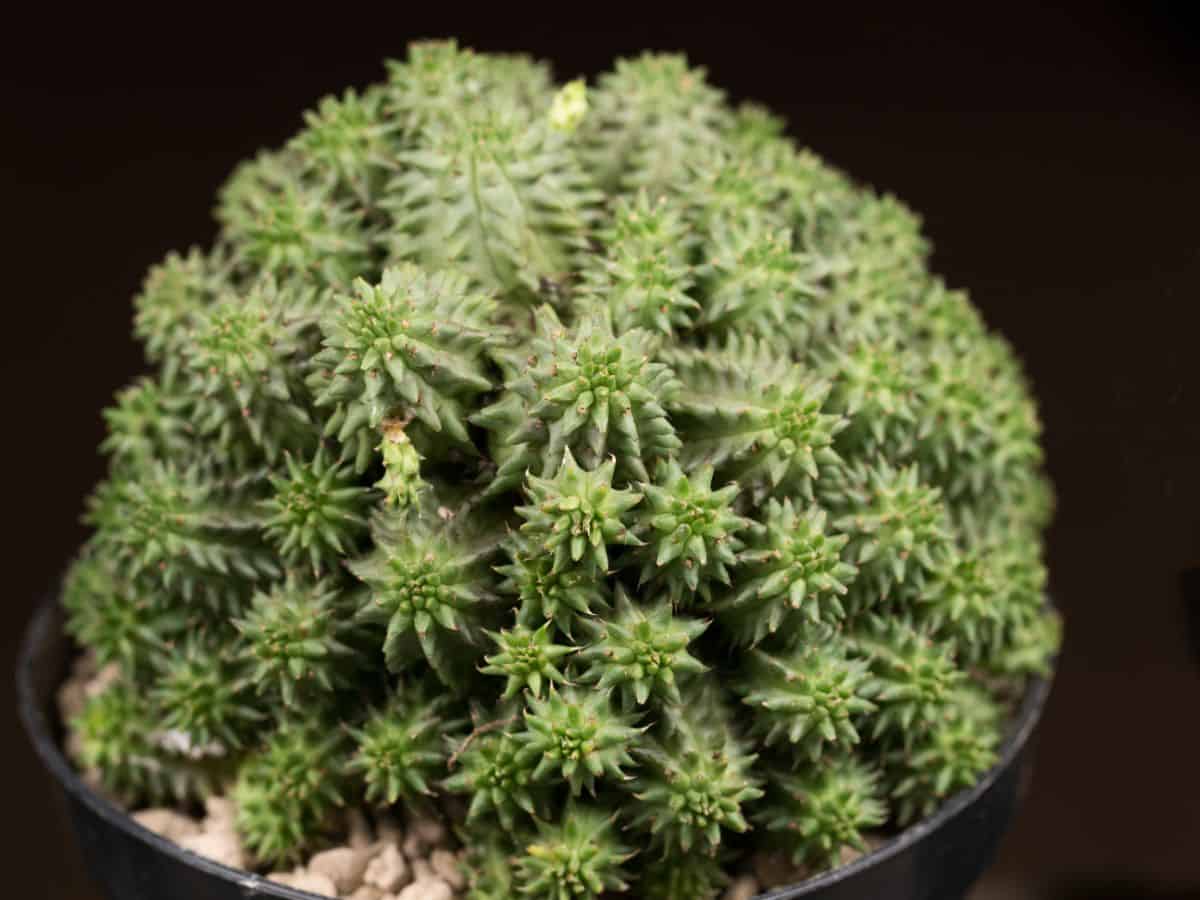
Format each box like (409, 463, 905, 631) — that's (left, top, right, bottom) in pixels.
(64, 40, 1059, 898)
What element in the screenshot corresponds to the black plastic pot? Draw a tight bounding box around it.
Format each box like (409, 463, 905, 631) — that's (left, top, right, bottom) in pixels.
(20, 586, 1053, 900)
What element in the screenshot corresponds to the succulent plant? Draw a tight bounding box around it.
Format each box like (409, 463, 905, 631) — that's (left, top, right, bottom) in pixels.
(64, 39, 1058, 896)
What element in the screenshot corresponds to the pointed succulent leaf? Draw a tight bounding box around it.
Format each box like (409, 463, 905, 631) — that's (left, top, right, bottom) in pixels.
(477, 307, 681, 493)
(760, 754, 887, 872)
(516, 686, 642, 796)
(577, 588, 707, 708)
(632, 458, 749, 607)
(719, 499, 857, 646)
(347, 679, 468, 806)
(515, 801, 633, 899)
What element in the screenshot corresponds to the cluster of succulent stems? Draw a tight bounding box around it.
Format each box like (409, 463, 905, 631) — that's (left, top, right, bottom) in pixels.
(66, 40, 1058, 900)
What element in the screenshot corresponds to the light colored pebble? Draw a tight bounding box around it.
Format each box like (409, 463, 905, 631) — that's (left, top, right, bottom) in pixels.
(402, 813, 447, 858)
(346, 887, 385, 900)
(364, 843, 410, 893)
(271, 869, 338, 895)
(429, 849, 463, 890)
(85, 663, 121, 699)
(203, 795, 238, 830)
(346, 808, 374, 850)
(133, 808, 202, 842)
(309, 845, 371, 893)
(376, 813, 404, 849)
(396, 878, 453, 900)
(724, 875, 762, 900)
(178, 829, 246, 870)
(409, 859, 434, 881)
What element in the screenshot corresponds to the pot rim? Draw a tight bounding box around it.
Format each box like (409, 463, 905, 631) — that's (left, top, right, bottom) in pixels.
(18, 580, 1054, 900)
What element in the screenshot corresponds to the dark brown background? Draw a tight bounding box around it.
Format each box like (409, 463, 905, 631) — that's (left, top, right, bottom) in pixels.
(5, 8, 1199, 898)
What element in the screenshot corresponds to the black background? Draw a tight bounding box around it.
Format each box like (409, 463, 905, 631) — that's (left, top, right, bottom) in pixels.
(5, 8, 1199, 898)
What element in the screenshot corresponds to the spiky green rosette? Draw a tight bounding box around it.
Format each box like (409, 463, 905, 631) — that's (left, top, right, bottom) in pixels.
(153, 636, 262, 753)
(517, 687, 641, 796)
(350, 508, 496, 681)
(831, 460, 951, 601)
(885, 688, 1002, 824)
(760, 756, 887, 870)
(636, 850, 729, 900)
(234, 721, 346, 865)
(498, 531, 610, 637)
(631, 458, 748, 606)
(738, 628, 876, 760)
(444, 728, 543, 830)
(74, 679, 218, 804)
(85, 462, 278, 608)
(514, 450, 643, 574)
(234, 575, 359, 708)
(476, 307, 681, 492)
(481, 622, 576, 699)
(261, 448, 372, 575)
(62, 553, 187, 674)
(348, 680, 466, 806)
(718, 499, 857, 646)
(853, 616, 964, 743)
(578, 190, 699, 335)
(70, 40, 1057, 890)
(667, 338, 848, 500)
(628, 692, 763, 854)
(310, 264, 497, 469)
(577, 588, 707, 707)
(515, 803, 633, 900)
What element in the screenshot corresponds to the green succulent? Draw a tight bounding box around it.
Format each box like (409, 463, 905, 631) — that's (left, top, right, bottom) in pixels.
(718, 499, 857, 646)
(515, 802, 633, 899)
(233, 720, 347, 865)
(481, 622, 576, 700)
(631, 458, 748, 606)
(74, 679, 219, 805)
(852, 616, 965, 744)
(497, 531, 611, 638)
(831, 461, 951, 601)
(667, 337, 848, 500)
(628, 695, 763, 855)
(309, 263, 497, 469)
(347, 680, 467, 806)
(761, 755, 887, 870)
(576, 588, 707, 707)
(516, 686, 642, 796)
(233, 575, 359, 708)
(444, 727, 543, 830)
(261, 448, 372, 576)
(578, 190, 699, 335)
(476, 306, 681, 492)
(738, 629, 876, 760)
(66, 40, 1057, 887)
(885, 688, 1002, 825)
(153, 636, 262, 753)
(350, 509, 497, 681)
(635, 849, 729, 900)
(62, 552, 187, 674)
(514, 449, 643, 575)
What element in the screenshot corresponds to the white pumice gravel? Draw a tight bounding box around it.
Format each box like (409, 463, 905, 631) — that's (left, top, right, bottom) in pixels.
(363, 844, 410, 893)
(133, 808, 202, 843)
(178, 828, 247, 870)
(395, 878, 453, 900)
(724, 875, 762, 900)
(308, 845, 373, 894)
